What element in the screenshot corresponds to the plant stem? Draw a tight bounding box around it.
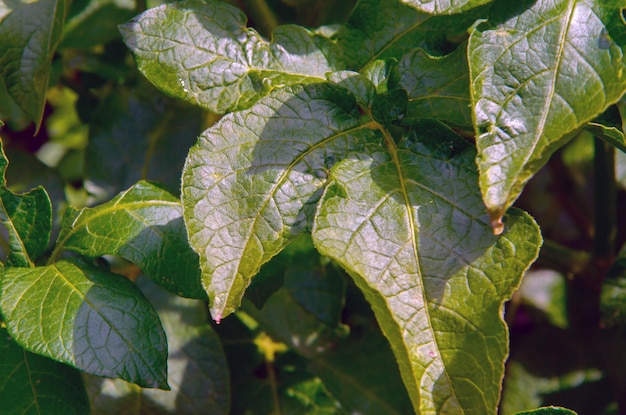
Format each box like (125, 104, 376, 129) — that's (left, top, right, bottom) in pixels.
(593, 137, 616, 265)
(243, 0, 279, 37)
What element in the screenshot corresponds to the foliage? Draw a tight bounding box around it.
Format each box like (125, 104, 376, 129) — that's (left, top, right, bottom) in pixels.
(1, 0, 625, 414)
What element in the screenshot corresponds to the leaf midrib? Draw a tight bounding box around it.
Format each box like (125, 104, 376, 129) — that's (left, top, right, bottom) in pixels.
(53, 197, 180, 262)
(50, 262, 163, 383)
(379, 123, 461, 412)
(216, 122, 370, 317)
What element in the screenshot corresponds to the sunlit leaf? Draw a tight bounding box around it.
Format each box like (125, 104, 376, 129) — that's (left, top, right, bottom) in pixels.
(120, 0, 341, 113)
(57, 181, 204, 299)
(182, 83, 372, 321)
(469, 0, 626, 232)
(0, 260, 168, 389)
(312, 121, 542, 413)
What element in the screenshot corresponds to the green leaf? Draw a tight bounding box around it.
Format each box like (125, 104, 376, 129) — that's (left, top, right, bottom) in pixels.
(399, 46, 472, 128)
(327, 70, 377, 107)
(515, 407, 578, 415)
(0, 259, 169, 389)
(371, 88, 408, 126)
(0, 140, 52, 267)
(0, 0, 67, 129)
(335, 0, 488, 70)
(1, 327, 89, 415)
(469, 0, 626, 232)
(361, 59, 400, 94)
(85, 276, 230, 415)
(586, 122, 626, 152)
(312, 121, 542, 414)
(120, 0, 341, 114)
(57, 180, 205, 299)
(182, 83, 374, 321)
(401, 0, 494, 15)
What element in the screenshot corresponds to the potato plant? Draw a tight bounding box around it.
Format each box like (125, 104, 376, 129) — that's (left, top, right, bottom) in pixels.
(0, 0, 625, 414)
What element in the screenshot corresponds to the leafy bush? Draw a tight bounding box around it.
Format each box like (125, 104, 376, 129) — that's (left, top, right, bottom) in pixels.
(1, 0, 625, 414)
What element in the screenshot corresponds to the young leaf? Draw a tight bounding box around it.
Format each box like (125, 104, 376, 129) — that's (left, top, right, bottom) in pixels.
(0, 259, 169, 389)
(399, 46, 472, 128)
(1, 328, 89, 415)
(85, 277, 230, 415)
(0, 0, 67, 129)
(312, 122, 542, 414)
(120, 0, 341, 114)
(469, 0, 626, 233)
(182, 83, 374, 321)
(57, 180, 205, 299)
(0, 140, 52, 267)
(586, 122, 626, 153)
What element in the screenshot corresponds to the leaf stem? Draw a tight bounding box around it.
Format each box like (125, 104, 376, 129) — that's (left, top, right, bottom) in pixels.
(593, 137, 616, 265)
(243, 0, 279, 38)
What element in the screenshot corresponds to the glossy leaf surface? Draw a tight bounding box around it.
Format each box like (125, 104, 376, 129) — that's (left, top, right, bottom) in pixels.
(182, 83, 373, 320)
(0, 0, 66, 129)
(57, 181, 204, 299)
(312, 123, 542, 413)
(469, 0, 626, 232)
(0, 260, 168, 389)
(0, 328, 89, 415)
(120, 0, 341, 114)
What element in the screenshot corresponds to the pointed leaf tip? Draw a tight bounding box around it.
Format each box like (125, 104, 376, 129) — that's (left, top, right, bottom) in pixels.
(182, 83, 368, 319)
